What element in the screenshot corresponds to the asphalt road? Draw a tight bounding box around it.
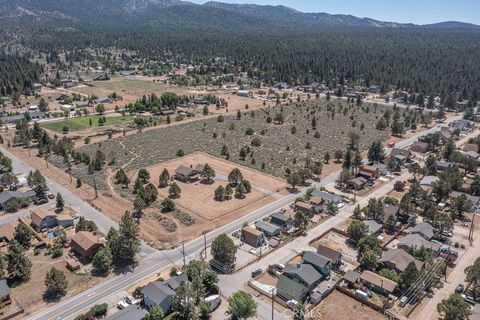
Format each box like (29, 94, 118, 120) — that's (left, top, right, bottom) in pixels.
(17, 115, 461, 320)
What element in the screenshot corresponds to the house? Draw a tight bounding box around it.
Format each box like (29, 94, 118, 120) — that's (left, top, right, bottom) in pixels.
(436, 161, 453, 172)
(389, 148, 413, 162)
(382, 203, 400, 224)
(450, 191, 480, 206)
(316, 245, 342, 268)
(358, 165, 380, 180)
(255, 221, 281, 237)
(295, 202, 314, 216)
(70, 231, 103, 261)
(310, 190, 343, 206)
(420, 175, 439, 186)
(412, 222, 435, 240)
(106, 305, 148, 320)
(95, 97, 112, 104)
(94, 74, 110, 81)
(440, 127, 452, 140)
(237, 90, 252, 97)
(56, 214, 74, 229)
(276, 274, 308, 302)
(379, 249, 424, 273)
(160, 109, 175, 116)
(349, 177, 368, 190)
(174, 166, 200, 183)
(33, 83, 42, 91)
(61, 104, 76, 113)
(463, 143, 479, 153)
(450, 119, 474, 133)
(242, 226, 265, 248)
(364, 220, 383, 235)
(28, 105, 39, 112)
(141, 280, 176, 314)
(369, 86, 381, 94)
(192, 96, 208, 105)
(302, 251, 332, 278)
(411, 141, 429, 153)
(31, 208, 58, 231)
(76, 101, 90, 109)
(270, 212, 292, 230)
(371, 163, 389, 176)
(283, 264, 323, 290)
(359, 271, 397, 296)
(398, 234, 441, 252)
(343, 270, 360, 287)
(463, 150, 480, 160)
(0, 190, 36, 210)
(0, 280, 10, 303)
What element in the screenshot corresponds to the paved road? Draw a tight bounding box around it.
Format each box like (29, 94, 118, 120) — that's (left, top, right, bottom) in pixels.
(24, 115, 461, 320)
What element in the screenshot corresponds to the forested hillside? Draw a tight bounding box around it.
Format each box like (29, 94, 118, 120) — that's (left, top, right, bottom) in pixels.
(0, 53, 42, 97)
(0, 0, 479, 97)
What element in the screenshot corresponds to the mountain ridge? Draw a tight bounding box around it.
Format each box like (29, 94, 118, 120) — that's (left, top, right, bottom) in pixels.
(0, 0, 477, 29)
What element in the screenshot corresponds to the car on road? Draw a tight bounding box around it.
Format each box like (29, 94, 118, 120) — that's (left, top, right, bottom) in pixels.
(455, 284, 465, 294)
(47, 192, 55, 199)
(251, 268, 262, 278)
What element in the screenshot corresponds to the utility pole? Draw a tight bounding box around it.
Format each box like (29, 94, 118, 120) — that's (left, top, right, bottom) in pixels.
(182, 241, 186, 267)
(92, 174, 98, 199)
(271, 288, 275, 320)
(203, 231, 207, 261)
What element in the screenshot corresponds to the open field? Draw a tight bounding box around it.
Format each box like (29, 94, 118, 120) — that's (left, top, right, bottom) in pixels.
(127, 152, 287, 220)
(41, 115, 134, 132)
(307, 290, 385, 320)
(75, 99, 392, 185)
(10, 248, 103, 317)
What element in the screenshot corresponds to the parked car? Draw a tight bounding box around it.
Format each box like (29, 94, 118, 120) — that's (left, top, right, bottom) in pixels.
(117, 300, 129, 309)
(205, 295, 221, 311)
(251, 268, 262, 278)
(461, 293, 476, 305)
(47, 192, 55, 199)
(33, 197, 48, 205)
(455, 284, 465, 294)
(287, 300, 298, 309)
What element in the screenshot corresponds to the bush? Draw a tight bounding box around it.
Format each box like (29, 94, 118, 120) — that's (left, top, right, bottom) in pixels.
(172, 210, 195, 226)
(89, 303, 108, 317)
(161, 219, 177, 232)
(251, 137, 261, 146)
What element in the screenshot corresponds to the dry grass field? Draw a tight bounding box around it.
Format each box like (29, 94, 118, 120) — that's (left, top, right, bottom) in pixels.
(73, 99, 392, 188)
(127, 152, 287, 221)
(307, 290, 385, 320)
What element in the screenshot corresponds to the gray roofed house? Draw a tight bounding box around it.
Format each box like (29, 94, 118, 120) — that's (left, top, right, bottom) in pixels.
(310, 190, 342, 205)
(382, 203, 400, 224)
(283, 264, 323, 290)
(463, 150, 480, 159)
(316, 245, 342, 267)
(436, 161, 453, 171)
(270, 212, 292, 229)
(343, 270, 360, 285)
(106, 305, 148, 320)
(1, 114, 26, 124)
(164, 273, 188, 291)
(412, 222, 435, 240)
(255, 220, 281, 237)
(364, 220, 383, 235)
(379, 249, 424, 273)
(141, 281, 176, 313)
(276, 274, 308, 302)
(420, 175, 439, 186)
(174, 165, 200, 183)
(371, 163, 389, 176)
(76, 101, 90, 108)
(0, 190, 36, 210)
(302, 251, 331, 278)
(398, 234, 441, 252)
(450, 191, 480, 205)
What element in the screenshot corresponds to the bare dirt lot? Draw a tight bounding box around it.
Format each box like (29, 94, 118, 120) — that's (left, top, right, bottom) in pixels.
(307, 290, 385, 320)
(127, 152, 287, 221)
